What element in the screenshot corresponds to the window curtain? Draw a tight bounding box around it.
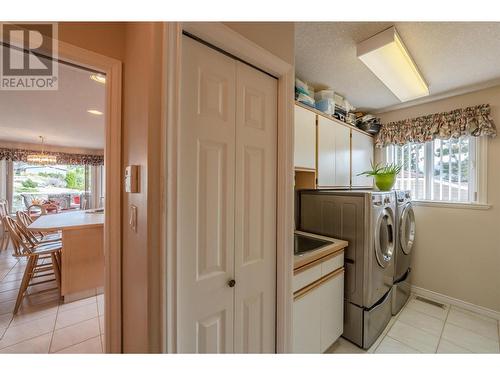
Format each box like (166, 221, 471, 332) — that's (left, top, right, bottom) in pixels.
(0, 148, 104, 166)
(375, 104, 497, 148)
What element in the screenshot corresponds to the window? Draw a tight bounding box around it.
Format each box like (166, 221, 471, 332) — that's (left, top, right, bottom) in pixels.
(12, 162, 92, 212)
(385, 136, 484, 204)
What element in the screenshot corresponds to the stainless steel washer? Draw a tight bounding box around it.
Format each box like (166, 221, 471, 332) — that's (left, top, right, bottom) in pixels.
(298, 190, 396, 349)
(392, 190, 415, 315)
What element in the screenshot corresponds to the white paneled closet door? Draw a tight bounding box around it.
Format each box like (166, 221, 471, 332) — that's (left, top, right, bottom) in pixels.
(234, 61, 277, 353)
(178, 35, 277, 353)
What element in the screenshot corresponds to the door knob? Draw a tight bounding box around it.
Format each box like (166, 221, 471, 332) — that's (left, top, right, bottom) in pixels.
(228, 279, 236, 288)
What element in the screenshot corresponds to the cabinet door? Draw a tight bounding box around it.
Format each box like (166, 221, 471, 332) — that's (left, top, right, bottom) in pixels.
(293, 287, 321, 353)
(317, 117, 351, 187)
(294, 105, 316, 169)
(351, 131, 374, 187)
(320, 271, 344, 352)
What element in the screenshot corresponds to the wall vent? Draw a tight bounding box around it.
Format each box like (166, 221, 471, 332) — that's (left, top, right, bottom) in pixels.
(415, 296, 447, 309)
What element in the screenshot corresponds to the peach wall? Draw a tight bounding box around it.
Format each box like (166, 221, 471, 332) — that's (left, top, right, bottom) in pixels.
(121, 22, 163, 353)
(224, 22, 295, 65)
(58, 22, 126, 61)
(378, 86, 500, 312)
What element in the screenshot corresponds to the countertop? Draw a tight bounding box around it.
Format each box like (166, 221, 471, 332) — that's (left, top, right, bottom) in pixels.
(27, 210, 104, 231)
(294, 230, 348, 270)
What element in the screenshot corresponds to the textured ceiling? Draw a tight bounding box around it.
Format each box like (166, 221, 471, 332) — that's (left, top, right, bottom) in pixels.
(295, 22, 500, 112)
(0, 47, 105, 150)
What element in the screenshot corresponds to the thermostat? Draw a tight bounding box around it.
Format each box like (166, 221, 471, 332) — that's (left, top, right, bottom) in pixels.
(125, 165, 139, 193)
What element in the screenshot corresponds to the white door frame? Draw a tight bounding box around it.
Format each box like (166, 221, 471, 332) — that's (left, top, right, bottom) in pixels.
(0, 28, 123, 353)
(162, 22, 294, 353)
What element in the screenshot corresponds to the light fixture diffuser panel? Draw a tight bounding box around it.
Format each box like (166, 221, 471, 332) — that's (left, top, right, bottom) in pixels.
(357, 27, 429, 102)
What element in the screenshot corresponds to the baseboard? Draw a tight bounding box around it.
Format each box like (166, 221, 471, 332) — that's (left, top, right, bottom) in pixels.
(411, 285, 500, 321)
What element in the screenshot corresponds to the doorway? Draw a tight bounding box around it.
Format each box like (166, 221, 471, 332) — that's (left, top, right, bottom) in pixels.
(0, 36, 122, 353)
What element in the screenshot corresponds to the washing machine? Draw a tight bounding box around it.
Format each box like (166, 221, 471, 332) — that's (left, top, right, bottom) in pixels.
(392, 190, 415, 315)
(298, 190, 396, 349)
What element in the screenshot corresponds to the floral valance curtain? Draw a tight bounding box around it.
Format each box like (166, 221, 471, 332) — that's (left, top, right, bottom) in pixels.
(0, 147, 104, 166)
(375, 104, 497, 148)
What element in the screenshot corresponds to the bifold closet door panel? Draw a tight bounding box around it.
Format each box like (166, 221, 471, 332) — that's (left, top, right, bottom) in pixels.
(233, 61, 277, 353)
(178, 35, 236, 353)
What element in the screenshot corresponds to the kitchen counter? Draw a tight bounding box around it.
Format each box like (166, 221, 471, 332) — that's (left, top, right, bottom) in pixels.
(28, 210, 104, 302)
(294, 230, 348, 271)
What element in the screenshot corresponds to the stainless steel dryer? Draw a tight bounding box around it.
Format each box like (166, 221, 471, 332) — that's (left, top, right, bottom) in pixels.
(298, 190, 396, 349)
(392, 190, 415, 315)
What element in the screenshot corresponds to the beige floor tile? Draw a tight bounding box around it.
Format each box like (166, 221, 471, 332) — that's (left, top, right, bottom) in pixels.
(325, 337, 366, 354)
(446, 307, 499, 342)
(0, 288, 19, 303)
(405, 298, 449, 321)
(375, 336, 420, 353)
(1, 271, 25, 283)
(59, 296, 97, 312)
(441, 323, 499, 353)
(0, 299, 15, 315)
(56, 335, 102, 354)
(50, 317, 100, 353)
(10, 303, 58, 327)
(0, 279, 21, 293)
(0, 332, 52, 353)
(0, 314, 56, 349)
(437, 339, 472, 353)
(397, 307, 445, 337)
(55, 303, 98, 330)
(387, 321, 440, 353)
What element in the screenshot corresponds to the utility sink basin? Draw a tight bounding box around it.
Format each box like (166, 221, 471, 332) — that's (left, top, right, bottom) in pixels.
(294, 233, 333, 256)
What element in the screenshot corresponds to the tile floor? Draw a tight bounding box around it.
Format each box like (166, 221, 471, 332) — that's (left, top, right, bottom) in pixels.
(0, 242, 105, 353)
(327, 294, 500, 354)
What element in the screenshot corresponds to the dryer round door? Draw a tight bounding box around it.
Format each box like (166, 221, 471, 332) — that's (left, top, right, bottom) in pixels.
(374, 207, 395, 268)
(400, 204, 415, 255)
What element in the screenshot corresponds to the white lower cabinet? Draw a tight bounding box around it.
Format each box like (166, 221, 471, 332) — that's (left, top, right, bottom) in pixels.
(293, 268, 344, 353)
(319, 273, 344, 352)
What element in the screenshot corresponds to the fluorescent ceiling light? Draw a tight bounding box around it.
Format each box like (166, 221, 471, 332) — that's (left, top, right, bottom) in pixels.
(90, 74, 106, 84)
(357, 27, 429, 102)
(87, 109, 103, 115)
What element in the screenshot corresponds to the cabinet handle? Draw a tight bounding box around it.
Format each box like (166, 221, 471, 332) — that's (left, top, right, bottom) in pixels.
(228, 279, 236, 288)
(293, 267, 344, 301)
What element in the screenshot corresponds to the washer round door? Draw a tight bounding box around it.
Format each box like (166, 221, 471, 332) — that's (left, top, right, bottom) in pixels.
(374, 207, 395, 268)
(400, 203, 415, 255)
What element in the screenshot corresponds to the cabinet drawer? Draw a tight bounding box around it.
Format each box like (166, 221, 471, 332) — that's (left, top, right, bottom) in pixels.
(321, 252, 344, 276)
(293, 262, 322, 292)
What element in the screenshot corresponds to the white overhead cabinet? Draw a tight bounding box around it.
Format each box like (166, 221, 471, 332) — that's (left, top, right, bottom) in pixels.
(294, 105, 316, 170)
(317, 116, 351, 187)
(178, 35, 277, 353)
(351, 131, 374, 188)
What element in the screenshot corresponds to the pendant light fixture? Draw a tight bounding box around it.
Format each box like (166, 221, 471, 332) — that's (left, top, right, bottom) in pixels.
(26, 136, 58, 165)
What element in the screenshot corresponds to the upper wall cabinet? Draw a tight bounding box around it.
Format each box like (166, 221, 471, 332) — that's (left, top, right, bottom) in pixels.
(317, 116, 350, 187)
(351, 131, 374, 188)
(294, 105, 316, 170)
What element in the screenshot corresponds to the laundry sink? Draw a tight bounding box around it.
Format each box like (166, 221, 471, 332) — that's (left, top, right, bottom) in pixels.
(294, 233, 333, 256)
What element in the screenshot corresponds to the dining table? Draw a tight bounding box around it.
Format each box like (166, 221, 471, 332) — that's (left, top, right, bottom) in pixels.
(28, 209, 104, 302)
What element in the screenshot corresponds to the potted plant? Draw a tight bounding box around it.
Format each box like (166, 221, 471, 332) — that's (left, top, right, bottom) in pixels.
(358, 161, 403, 191)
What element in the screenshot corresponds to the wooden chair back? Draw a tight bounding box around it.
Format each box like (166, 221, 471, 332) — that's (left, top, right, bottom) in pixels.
(0, 199, 9, 219)
(27, 204, 47, 217)
(1, 216, 34, 257)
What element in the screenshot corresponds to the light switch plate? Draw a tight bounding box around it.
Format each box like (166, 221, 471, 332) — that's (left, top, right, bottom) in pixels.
(129, 205, 137, 232)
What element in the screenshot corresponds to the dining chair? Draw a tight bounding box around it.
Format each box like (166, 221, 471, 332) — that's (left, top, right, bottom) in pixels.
(1, 216, 62, 314)
(0, 199, 11, 251)
(16, 210, 61, 244)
